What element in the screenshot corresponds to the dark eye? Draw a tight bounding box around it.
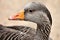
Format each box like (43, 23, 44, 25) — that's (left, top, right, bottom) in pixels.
(29, 10, 33, 12)
(24, 9, 35, 13)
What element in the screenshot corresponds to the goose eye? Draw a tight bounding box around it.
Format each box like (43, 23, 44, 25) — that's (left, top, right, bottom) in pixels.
(29, 10, 33, 12)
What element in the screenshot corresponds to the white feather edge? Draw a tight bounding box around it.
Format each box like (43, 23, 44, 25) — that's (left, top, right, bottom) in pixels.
(2, 20, 37, 29)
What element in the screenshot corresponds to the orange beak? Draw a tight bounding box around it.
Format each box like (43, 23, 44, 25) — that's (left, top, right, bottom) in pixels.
(9, 10, 25, 20)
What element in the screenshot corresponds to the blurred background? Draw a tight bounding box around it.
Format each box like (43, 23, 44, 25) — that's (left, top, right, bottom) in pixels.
(0, 0, 60, 40)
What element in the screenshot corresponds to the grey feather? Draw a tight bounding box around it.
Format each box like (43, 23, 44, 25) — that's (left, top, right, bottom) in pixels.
(0, 2, 52, 40)
(0, 26, 36, 40)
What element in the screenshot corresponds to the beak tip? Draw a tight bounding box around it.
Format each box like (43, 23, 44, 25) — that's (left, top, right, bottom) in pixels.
(8, 9, 25, 20)
(8, 16, 15, 20)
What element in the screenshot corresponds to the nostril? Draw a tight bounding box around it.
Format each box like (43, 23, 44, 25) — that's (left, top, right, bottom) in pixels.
(15, 15, 19, 17)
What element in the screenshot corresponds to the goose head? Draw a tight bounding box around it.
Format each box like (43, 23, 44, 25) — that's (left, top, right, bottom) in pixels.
(9, 2, 52, 26)
(9, 2, 52, 40)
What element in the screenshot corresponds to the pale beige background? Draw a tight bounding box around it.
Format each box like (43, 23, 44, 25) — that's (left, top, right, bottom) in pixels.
(0, 0, 60, 40)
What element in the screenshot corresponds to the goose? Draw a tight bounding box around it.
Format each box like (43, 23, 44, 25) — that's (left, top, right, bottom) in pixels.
(0, 2, 52, 40)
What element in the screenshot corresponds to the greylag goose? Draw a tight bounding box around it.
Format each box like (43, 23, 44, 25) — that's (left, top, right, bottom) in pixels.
(0, 2, 52, 40)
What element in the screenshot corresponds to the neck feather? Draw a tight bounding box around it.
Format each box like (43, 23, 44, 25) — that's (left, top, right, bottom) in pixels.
(36, 22, 51, 40)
